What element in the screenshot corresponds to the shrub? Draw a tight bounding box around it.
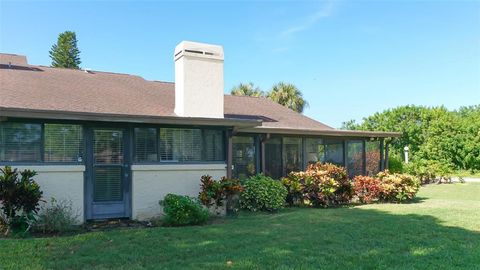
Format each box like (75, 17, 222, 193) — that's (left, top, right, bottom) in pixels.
(388, 155, 404, 173)
(404, 159, 453, 184)
(160, 194, 209, 226)
(0, 166, 43, 236)
(377, 171, 420, 202)
(240, 174, 287, 212)
(35, 198, 79, 234)
(353, 175, 384, 204)
(198, 175, 243, 207)
(282, 163, 353, 207)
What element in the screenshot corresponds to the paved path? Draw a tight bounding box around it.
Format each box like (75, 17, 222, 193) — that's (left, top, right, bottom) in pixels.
(451, 177, 480, 183)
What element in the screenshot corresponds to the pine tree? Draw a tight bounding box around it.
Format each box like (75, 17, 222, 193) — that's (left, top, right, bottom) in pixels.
(49, 31, 81, 69)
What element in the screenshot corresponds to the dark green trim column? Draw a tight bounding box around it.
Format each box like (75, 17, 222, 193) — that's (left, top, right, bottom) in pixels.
(226, 130, 233, 178)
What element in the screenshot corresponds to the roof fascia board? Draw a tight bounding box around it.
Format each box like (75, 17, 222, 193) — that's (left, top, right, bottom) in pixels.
(0, 107, 262, 128)
(237, 127, 401, 138)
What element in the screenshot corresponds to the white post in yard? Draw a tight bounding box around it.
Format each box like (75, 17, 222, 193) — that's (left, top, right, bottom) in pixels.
(404, 146, 409, 164)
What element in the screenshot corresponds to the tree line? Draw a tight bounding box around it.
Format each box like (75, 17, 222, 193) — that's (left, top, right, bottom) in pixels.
(342, 105, 480, 172)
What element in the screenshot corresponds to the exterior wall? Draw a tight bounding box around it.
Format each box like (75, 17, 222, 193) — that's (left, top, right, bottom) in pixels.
(131, 163, 227, 220)
(11, 165, 85, 224)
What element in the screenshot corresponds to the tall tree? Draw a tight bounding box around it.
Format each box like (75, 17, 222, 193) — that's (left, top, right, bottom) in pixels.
(49, 31, 81, 69)
(230, 82, 264, 97)
(267, 82, 308, 113)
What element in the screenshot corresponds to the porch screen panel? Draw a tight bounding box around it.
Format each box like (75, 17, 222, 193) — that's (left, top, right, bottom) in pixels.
(203, 129, 225, 161)
(0, 122, 42, 162)
(265, 137, 282, 179)
(324, 140, 344, 166)
(44, 124, 83, 162)
(134, 128, 158, 162)
(366, 140, 381, 175)
(347, 140, 364, 177)
(232, 136, 256, 179)
(160, 128, 202, 162)
(305, 138, 325, 165)
(283, 137, 303, 175)
(93, 129, 124, 202)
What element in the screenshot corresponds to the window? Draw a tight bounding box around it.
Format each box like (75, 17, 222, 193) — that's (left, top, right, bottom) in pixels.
(160, 128, 202, 162)
(203, 129, 225, 161)
(283, 137, 303, 175)
(134, 128, 157, 162)
(347, 140, 364, 177)
(366, 140, 381, 176)
(44, 124, 83, 162)
(305, 138, 324, 164)
(0, 122, 42, 162)
(324, 140, 344, 166)
(133, 127, 225, 163)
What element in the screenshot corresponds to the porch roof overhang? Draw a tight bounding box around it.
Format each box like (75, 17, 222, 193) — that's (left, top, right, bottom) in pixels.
(0, 107, 262, 128)
(237, 126, 401, 139)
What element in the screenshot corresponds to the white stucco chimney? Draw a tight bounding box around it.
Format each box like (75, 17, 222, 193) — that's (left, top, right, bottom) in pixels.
(174, 41, 224, 118)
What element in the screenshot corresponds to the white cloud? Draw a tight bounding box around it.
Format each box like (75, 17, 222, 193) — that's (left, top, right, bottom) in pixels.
(279, 0, 335, 39)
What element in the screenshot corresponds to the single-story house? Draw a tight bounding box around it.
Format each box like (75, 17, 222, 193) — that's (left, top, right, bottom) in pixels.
(0, 41, 400, 222)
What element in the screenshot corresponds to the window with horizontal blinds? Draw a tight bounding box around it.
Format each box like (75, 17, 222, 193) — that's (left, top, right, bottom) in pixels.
(44, 124, 83, 162)
(134, 128, 157, 162)
(0, 122, 42, 162)
(160, 128, 202, 162)
(203, 129, 225, 161)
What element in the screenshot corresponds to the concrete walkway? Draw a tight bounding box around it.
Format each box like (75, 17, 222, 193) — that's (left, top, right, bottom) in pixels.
(451, 177, 480, 183)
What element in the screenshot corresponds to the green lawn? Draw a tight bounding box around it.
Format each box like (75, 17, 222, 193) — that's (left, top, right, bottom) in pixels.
(1, 183, 479, 270)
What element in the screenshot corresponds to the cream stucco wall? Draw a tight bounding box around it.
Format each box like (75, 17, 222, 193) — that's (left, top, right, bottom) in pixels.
(12, 165, 85, 223)
(131, 163, 227, 220)
(174, 41, 224, 118)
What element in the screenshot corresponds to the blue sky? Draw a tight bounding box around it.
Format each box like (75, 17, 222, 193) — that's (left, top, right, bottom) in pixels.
(1, 0, 479, 128)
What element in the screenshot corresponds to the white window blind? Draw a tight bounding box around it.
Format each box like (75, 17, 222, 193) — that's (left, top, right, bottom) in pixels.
(44, 124, 83, 162)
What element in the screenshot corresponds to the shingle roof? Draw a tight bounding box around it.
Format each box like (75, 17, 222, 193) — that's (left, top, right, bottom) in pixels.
(0, 53, 400, 138)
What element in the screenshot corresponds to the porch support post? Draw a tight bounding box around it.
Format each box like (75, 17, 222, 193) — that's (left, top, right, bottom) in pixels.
(380, 138, 385, 171)
(362, 140, 367, 175)
(227, 130, 234, 178)
(260, 133, 270, 175)
(343, 140, 348, 169)
(385, 141, 390, 170)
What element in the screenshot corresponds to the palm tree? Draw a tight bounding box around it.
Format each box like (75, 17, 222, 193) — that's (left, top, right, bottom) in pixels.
(267, 82, 308, 113)
(230, 82, 264, 97)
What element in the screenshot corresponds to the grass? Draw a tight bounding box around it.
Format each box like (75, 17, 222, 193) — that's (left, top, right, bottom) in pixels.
(1, 183, 479, 270)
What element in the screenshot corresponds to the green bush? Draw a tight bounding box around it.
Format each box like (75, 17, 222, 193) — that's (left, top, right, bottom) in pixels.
(388, 155, 404, 173)
(377, 171, 420, 202)
(160, 194, 209, 226)
(240, 174, 287, 212)
(0, 166, 43, 236)
(35, 198, 79, 234)
(282, 163, 353, 207)
(404, 159, 453, 184)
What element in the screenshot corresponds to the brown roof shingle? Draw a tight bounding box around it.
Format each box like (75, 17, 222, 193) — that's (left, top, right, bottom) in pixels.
(0, 56, 333, 131)
(0, 53, 400, 138)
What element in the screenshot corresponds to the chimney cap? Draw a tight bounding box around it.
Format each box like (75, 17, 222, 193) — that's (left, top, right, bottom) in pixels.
(174, 41, 224, 61)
